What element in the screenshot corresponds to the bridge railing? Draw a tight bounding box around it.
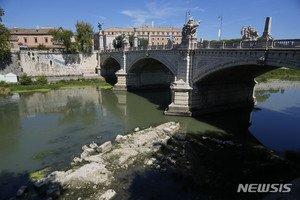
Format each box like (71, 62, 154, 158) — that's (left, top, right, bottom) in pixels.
(273, 39, 300, 48)
(100, 39, 300, 53)
(196, 39, 300, 49)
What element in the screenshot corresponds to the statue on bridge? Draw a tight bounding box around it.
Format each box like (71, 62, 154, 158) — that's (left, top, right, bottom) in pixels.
(121, 34, 130, 49)
(181, 16, 201, 47)
(241, 25, 259, 41)
(98, 22, 104, 31)
(182, 17, 201, 39)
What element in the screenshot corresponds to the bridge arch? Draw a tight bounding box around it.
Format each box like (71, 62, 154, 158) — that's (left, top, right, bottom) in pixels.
(128, 54, 177, 75)
(126, 57, 175, 89)
(193, 58, 299, 84)
(101, 56, 121, 84)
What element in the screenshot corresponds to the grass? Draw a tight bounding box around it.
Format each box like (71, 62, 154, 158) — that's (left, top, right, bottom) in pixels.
(1, 78, 112, 93)
(256, 68, 300, 82)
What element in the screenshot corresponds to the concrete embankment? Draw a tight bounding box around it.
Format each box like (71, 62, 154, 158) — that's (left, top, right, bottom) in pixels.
(31, 122, 180, 199)
(255, 80, 300, 91)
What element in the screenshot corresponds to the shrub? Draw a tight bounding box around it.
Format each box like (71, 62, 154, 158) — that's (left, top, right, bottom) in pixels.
(36, 76, 48, 85)
(19, 73, 32, 85)
(37, 44, 47, 50)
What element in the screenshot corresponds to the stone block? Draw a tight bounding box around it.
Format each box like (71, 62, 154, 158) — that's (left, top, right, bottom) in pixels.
(89, 141, 98, 149)
(97, 141, 112, 153)
(115, 135, 126, 143)
(81, 148, 95, 159)
(99, 189, 117, 200)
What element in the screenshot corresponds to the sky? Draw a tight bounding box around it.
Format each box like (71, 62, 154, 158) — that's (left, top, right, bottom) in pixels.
(1, 0, 300, 41)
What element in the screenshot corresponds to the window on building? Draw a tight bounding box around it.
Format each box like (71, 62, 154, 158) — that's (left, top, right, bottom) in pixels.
(10, 43, 14, 48)
(162, 42, 164, 45)
(24, 38, 27, 43)
(34, 38, 38, 43)
(162, 38, 164, 40)
(45, 37, 48, 43)
(157, 42, 159, 45)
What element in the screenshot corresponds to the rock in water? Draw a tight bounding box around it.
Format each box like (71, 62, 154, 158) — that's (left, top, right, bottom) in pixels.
(16, 185, 28, 197)
(99, 189, 117, 200)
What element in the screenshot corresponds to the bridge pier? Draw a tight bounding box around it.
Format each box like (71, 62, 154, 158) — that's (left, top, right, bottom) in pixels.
(191, 80, 257, 115)
(164, 80, 193, 117)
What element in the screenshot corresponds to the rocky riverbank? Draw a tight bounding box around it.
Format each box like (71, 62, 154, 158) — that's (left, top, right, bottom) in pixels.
(29, 122, 180, 199)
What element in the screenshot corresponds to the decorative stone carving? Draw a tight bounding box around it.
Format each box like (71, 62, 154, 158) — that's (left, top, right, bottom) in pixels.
(241, 25, 259, 41)
(121, 34, 130, 49)
(181, 17, 201, 47)
(98, 22, 104, 31)
(182, 17, 201, 39)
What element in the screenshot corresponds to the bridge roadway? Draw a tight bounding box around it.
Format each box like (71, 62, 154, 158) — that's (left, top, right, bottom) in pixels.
(98, 39, 300, 116)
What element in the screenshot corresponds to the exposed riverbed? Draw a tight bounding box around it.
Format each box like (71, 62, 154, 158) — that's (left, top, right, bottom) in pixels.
(0, 81, 300, 199)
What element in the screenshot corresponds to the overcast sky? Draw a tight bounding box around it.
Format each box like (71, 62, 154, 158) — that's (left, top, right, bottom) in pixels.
(1, 0, 300, 41)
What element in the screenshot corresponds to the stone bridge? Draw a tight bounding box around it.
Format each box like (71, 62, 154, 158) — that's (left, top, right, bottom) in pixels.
(97, 18, 300, 116)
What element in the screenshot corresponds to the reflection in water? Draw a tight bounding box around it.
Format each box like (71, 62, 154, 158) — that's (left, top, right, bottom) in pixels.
(0, 83, 299, 199)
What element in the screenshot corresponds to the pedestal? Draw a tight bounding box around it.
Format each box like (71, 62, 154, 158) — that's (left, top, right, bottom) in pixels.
(113, 69, 127, 91)
(164, 80, 192, 116)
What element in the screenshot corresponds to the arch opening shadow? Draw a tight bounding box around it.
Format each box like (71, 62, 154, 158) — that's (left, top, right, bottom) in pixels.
(101, 57, 121, 85)
(127, 58, 175, 90)
(192, 65, 280, 115)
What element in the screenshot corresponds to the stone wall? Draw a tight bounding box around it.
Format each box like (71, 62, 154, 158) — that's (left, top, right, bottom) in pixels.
(20, 51, 98, 76)
(1, 51, 98, 77)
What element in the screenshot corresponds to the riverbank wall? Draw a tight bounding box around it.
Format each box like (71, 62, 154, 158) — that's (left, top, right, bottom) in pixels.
(0, 50, 98, 77)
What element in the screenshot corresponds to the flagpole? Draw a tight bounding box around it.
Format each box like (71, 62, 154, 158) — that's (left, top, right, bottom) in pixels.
(218, 15, 223, 41)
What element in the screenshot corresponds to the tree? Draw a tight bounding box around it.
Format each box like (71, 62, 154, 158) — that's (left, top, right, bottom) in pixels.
(75, 20, 94, 52)
(113, 35, 123, 49)
(0, 8, 11, 60)
(48, 29, 75, 53)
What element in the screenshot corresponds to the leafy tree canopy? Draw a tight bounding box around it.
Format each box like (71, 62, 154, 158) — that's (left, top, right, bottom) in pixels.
(48, 29, 75, 53)
(75, 20, 94, 52)
(0, 8, 11, 60)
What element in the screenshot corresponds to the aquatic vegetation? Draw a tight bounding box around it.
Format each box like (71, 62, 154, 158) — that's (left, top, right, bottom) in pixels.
(29, 166, 55, 181)
(99, 85, 113, 89)
(33, 151, 55, 160)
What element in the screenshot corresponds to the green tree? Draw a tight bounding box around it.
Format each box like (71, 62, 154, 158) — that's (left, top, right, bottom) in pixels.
(113, 35, 123, 49)
(75, 20, 94, 52)
(0, 8, 11, 60)
(48, 29, 75, 53)
(139, 38, 148, 47)
(36, 75, 48, 85)
(19, 73, 32, 85)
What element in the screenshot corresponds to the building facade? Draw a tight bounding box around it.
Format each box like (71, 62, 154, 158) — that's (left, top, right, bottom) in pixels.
(95, 26, 182, 50)
(9, 27, 69, 50)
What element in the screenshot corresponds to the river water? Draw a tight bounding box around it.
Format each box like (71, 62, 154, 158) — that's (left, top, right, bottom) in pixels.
(0, 81, 300, 199)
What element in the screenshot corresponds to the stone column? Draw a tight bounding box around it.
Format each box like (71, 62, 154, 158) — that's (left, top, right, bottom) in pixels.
(96, 52, 101, 75)
(98, 31, 104, 51)
(114, 51, 128, 91)
(133, 34, 138, 48)
(261, 17, 273, 48)
(148, 33, 151, 49)
(262, 17, 272, 40)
